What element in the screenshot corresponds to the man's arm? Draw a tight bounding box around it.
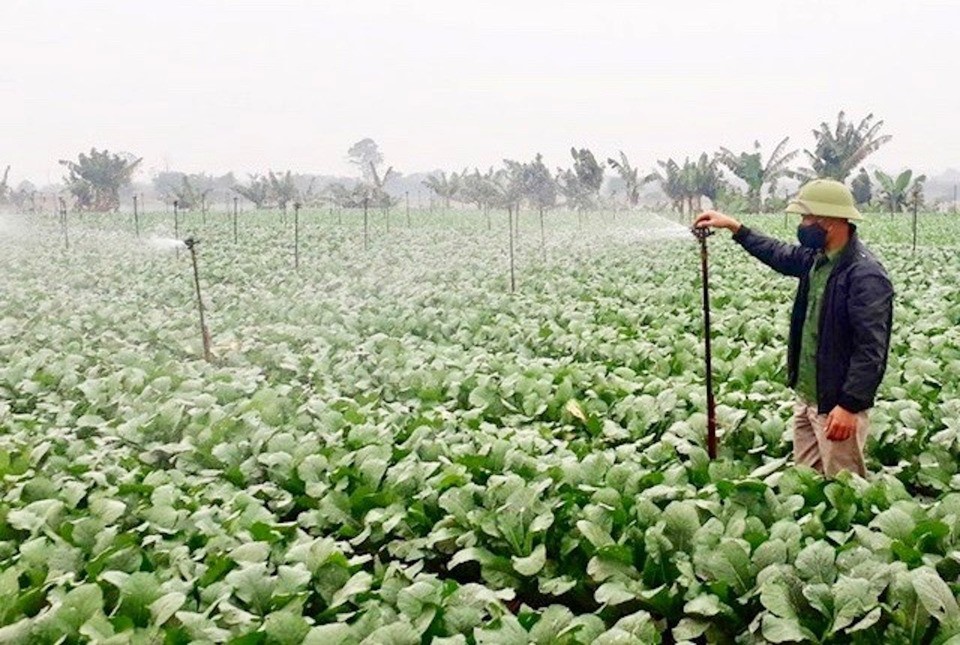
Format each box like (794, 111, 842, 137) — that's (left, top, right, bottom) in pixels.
(836, 272, 894, 413)
(695, 211, 815, 277)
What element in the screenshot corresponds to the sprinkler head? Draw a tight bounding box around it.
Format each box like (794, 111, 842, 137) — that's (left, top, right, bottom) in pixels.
(691, 225, 715, 241)
(183, 237, 199, 250)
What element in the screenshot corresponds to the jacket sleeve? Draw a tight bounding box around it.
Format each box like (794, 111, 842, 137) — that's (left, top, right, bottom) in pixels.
(731, 225, 815, 277)
(837, 272, 894, 412)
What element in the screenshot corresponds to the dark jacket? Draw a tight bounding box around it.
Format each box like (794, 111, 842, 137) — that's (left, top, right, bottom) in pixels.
(731, 224, 893, 414)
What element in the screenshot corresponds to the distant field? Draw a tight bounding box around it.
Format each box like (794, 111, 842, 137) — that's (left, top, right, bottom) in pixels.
(1, 208, 959, 643)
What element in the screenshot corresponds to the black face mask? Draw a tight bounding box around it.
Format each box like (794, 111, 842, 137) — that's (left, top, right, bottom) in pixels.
(797, 222, 828, 249)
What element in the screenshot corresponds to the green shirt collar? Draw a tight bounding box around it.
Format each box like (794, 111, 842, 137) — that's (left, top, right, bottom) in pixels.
(824, 244, 846, 261)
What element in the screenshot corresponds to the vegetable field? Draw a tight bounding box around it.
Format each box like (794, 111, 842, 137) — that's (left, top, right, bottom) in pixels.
(2, 209, 960, 644)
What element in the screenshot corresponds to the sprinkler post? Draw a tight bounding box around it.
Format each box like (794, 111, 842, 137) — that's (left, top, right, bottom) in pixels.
(133, 195, 140, 237)
(508, 206, 516, 292)
(173, 200, 181, 258)
(911, 185, 920, 254)
(539, 206, 546, 261)
(293, 201, 301, 270)
(59, 197, 69, 250)
(363, 197, 369, 251)
(691, 225, 718, 459)
(183, 237, 213, 362)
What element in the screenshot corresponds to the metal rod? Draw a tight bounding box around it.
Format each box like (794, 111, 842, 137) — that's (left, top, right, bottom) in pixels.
(59, 197, 69, 251)
(539, 207, 546, 261)
(133, 195, 140, 237)
(508, 206, 516, 292)
(174, 200, 180, 258)
(294, 201, 301, 270)
(912, 191, 919, 254)
(185, 238, 212, 362)
(692, 226, 717, 459)
(363, 197, 369, 251)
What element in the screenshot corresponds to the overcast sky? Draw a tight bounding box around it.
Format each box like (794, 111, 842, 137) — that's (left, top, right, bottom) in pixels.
(1, 0, 956, 185)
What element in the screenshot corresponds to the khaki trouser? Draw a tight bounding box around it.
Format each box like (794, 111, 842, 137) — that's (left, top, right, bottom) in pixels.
(792, 397, 870, 477)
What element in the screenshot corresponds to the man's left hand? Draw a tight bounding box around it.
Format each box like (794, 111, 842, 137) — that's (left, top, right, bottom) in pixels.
(825, 406, 858, 442)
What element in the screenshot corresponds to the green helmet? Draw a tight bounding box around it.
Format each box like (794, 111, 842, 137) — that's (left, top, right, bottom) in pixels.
(785, 179, 863, 220)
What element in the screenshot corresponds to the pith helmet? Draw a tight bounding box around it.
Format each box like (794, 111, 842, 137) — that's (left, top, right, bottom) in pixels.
(785, 179, 863, 220)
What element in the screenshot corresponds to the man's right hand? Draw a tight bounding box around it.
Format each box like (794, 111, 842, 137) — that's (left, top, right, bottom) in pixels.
(695, 210, 742, 233)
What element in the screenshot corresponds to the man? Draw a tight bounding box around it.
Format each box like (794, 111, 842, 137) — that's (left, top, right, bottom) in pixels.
(694, 179, 894, 477)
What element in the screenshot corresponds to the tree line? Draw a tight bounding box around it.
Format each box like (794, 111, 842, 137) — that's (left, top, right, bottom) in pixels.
(0, 112, 937, 217)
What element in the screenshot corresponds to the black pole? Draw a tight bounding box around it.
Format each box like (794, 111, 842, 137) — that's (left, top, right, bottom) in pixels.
(184, 238, 212, 362)
(539, 206, 546, 261)
(174, 200, 180, 258)
(233, 197, 239, 244)
(133, 195, 140, 238)
(363, 198, 369, 250)
(692, 225, 717, 459)
(294, 201, 301, 270)
(59, 197, 69, 251)
(508, 206, 516, 292)
(912, 192, 919, 255)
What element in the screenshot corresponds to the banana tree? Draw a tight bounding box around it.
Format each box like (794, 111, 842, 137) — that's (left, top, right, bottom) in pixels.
(607, 151, 656, 208)
(656, 158, 687, 215)
(233, 175, 271, 210)
(171, 175, 214, 212)
(656, 154, 724, 220)
(422, 171, 461, 208)
(718, 137, 799, 212)
(874, 169, 926, 215)
(803, 112, 891, 182)
(59, 148, 142, 212)
(459, 168, 501, 229)
(693, 153, 724, 214)
(267, 171, 300, 212)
